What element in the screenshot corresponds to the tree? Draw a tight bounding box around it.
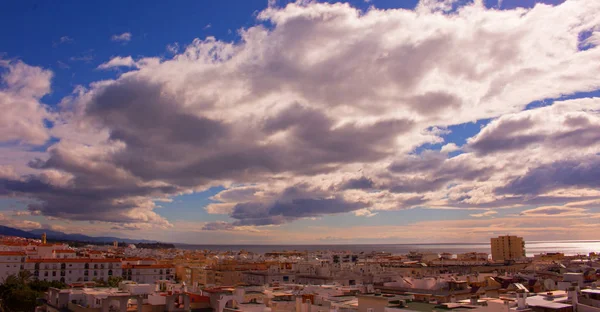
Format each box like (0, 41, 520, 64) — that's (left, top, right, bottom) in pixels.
(107, 276, 123, 288)
(17, 270, 32, 284)
(0, 271, 66, 312)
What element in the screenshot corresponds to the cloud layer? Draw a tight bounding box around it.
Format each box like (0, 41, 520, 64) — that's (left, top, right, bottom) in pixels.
(1, 0, 600, 235)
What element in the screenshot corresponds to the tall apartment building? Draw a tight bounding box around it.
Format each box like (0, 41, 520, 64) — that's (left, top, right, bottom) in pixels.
(0, 251, 26, 282)
(23, 258, 123, 284)
(490, 235, 525, 261)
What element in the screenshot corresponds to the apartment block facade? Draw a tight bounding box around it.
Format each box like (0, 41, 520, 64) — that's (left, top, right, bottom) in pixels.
(491, 235, 525, 261)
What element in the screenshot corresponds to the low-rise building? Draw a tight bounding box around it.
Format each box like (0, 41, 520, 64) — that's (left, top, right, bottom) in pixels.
(121, 263, 174, 284)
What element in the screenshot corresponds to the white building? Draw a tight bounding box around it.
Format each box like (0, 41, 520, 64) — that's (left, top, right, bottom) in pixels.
(24, 258, 123, 284)
(0, 251, 26, 282)
(121, 263, 175, 284)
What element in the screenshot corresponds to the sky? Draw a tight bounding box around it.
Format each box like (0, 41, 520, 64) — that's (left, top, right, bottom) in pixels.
(1, 0, 600, 245)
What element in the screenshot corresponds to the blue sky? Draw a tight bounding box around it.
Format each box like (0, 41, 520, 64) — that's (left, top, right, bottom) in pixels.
(1, 0, 599, 244)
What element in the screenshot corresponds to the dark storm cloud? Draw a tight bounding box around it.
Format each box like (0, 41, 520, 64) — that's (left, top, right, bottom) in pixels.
(85, 83, 415, 187)
(340, 176, 375, 190)
(497, 156, 600, 195)
(228, 197, 365, 226)
(447, 194, 600, 209)
(468, 114, 600, 155)
(217, 184, 367, 226)
(467, 117, 541, 155)
(408, 92, 461, 116)
(385, 153, 493, 193)
(388, 151, 446, 174)
(0, 175, 175, 224)
(1, 77, 414, 225)
(263, 103, 414, 165)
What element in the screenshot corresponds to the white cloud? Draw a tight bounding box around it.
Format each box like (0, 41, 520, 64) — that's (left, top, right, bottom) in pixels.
(0, 60, 52, 144)
(519, 206, 590, 217)
(2, 1, 600, 234)
(166, 42, 179, 55)
(440, 143, 460, 154)
(97, 56, 136, 70)
(354, 209, 378, 217)
(470, 210, 497, 218)
(111, 32, 132, 42)
(59, 36, 73, 44)
(0, 213, 42, 230)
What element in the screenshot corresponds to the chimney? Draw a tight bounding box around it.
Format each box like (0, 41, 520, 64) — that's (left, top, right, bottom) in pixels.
(567, 285, 578, 310)
(470, 296, 478, 305)
(516, 289, 527, 310)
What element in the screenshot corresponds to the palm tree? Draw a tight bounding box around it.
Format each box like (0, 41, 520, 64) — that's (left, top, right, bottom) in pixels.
(17, 270, 32, 284)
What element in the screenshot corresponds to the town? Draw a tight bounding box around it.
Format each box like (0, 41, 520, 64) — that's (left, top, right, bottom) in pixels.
(1, 234, 599, 312)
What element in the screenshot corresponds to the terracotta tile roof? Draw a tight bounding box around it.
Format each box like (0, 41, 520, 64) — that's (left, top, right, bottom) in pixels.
(122, 264, 174, 269)
(0, 251, 26, 256)
(26, 258, 122, 263)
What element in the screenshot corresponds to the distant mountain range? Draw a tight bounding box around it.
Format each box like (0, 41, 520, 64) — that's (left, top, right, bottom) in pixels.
(0, 225, 157, 244)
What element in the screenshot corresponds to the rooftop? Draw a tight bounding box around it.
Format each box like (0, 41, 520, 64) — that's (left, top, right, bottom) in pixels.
(582, 289, 600, 295)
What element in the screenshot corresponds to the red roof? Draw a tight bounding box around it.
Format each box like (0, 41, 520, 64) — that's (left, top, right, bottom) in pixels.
(26, 258, 122, 263)
(123, 257, 156, 261)
(0, 251, 26, 256)
(122, 264, 174, 269)
(54, 250, 76, 253)
(186, 293, 210, 303)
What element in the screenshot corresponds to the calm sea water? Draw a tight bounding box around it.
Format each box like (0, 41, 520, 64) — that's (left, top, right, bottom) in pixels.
(175, 240, 600, 257)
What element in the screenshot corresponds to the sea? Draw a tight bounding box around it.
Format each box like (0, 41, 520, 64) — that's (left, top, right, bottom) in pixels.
(175, 240, 600, 257)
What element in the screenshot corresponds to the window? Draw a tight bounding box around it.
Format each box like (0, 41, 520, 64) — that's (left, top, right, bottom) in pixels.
(44, 271, 48, 277)
(108, 270, 113, 276)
